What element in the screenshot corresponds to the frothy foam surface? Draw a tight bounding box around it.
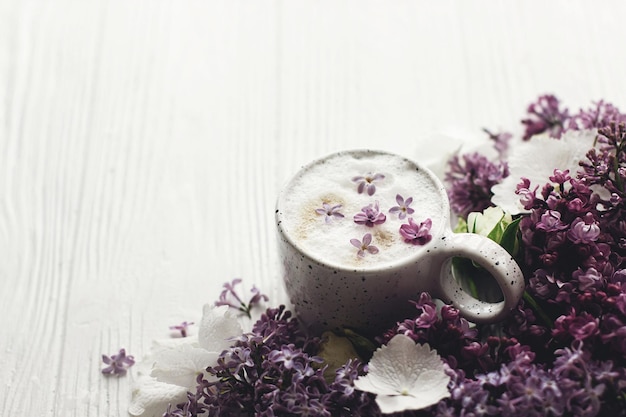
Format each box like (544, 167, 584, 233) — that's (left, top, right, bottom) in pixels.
(279, 151, 448, 269)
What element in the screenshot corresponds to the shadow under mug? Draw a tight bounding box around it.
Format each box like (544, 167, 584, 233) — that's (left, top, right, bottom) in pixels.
(275, 149, 525, 337)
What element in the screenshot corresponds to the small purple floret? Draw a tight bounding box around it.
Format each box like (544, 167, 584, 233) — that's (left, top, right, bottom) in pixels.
(170, 321, 194, 338)
(389, 194, 415, 220)
(399, 218, 433, 245)
(215, 278, 269, 318)
(350, 233, 379, 257)
(102, 348, 135, 376)
(352, 173, 385, 196)
(315, 202, 344, 223)
(353, 201, 386, 227)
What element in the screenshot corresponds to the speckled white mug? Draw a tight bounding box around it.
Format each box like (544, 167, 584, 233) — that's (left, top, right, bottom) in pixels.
(275, 149, 524, 336)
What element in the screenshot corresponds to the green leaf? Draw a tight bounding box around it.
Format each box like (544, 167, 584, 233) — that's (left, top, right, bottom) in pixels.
(453, 217, 468, 233)
(486, 217, 506, 242)
(499, 217, 521, 256)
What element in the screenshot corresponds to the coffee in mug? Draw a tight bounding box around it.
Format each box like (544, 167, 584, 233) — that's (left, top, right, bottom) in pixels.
(276, 149, 524, 336)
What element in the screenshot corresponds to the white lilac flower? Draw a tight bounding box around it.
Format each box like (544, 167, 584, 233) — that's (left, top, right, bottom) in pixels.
(353, 334, 450, 414)
(491, 129, 596, 215)
(128, 305, 243, 417)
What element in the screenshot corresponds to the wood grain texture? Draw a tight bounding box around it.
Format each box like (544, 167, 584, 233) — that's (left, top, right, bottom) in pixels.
(1, 1, 625, 416)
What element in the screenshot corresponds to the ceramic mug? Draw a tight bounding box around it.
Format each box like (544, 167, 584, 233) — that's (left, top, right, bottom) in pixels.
(275, 149, 524, 336)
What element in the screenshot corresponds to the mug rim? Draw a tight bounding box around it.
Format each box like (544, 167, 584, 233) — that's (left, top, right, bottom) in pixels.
(275, 148, 452, 273)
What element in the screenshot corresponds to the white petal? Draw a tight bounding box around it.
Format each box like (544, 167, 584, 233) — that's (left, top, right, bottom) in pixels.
(354, 334, 450, 412)
(150, 343, 218, 388)
(467, 206, 506, 236)
(491, 130, 595, 214)
(198, 304, 243, 352)
(375, 376, 450, 414)
(128, 374, 188, 417)
(419, 128, 499, 181)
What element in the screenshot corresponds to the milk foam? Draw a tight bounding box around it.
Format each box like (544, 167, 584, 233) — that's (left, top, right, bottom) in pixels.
(279, 151, 448, 269)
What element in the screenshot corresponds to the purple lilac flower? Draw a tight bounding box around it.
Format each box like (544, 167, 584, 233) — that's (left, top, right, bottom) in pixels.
(399, 218, 432, 245)
(267, 344, 303, 370)
(445, 152, 509, 218)
(549, 168, 571, 184)
(569, 100, 626, 131)
(581, 122, 626, 201)
(521, 94, 570, 140)
(187, 304, 383, 417)
(350, 233, 379, 257)
(328, 359, 377, 414)
(380, 292, 517, 378)
(388, 194, 414, 219)
(215, 278, 269, 318)
(101, 348, 135, 376)
(573, 267, 604, 292)
(352, 172, 385, 196)
(483, 128, 513, 156)
(535, 210, 568, 232)
(163, 375, 209, 417)
(169, 321, 194, 338)
(353, 201, 386, 227)
(515, 172, 603, 283)
(315, 202, 344, 223)
(567, 215, 601, 244)
(553, 309, 600, 342)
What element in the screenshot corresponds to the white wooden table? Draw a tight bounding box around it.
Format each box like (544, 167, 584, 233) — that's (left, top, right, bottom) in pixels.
(1, 1, 625, 415)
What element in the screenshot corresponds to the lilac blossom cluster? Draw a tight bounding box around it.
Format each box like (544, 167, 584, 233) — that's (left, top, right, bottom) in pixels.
(143, 95, 626, 416)
(163, 305, 380, 417)
(506, 107, 626, 363)
(443, 94, 626, 415)
(381, 292, 626, 416)
(445, 153, 509, 218)
(380, 292, 520, 378)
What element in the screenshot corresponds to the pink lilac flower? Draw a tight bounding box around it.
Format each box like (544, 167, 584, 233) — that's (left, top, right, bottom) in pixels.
(399, 218, 432, 245)
(521, 94, 570, 140)
(350, 233, 379, 257)
(388, 194, 415, 219)
(353, 201, 386, 227)
(169, 321, 194, 338)
(102, 348, 135, 376)
(352, 172, 385, 196)
(315, 202, 344, 223)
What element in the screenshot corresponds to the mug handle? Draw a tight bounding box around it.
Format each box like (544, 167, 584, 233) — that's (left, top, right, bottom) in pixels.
(437, 232, 525, 323)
